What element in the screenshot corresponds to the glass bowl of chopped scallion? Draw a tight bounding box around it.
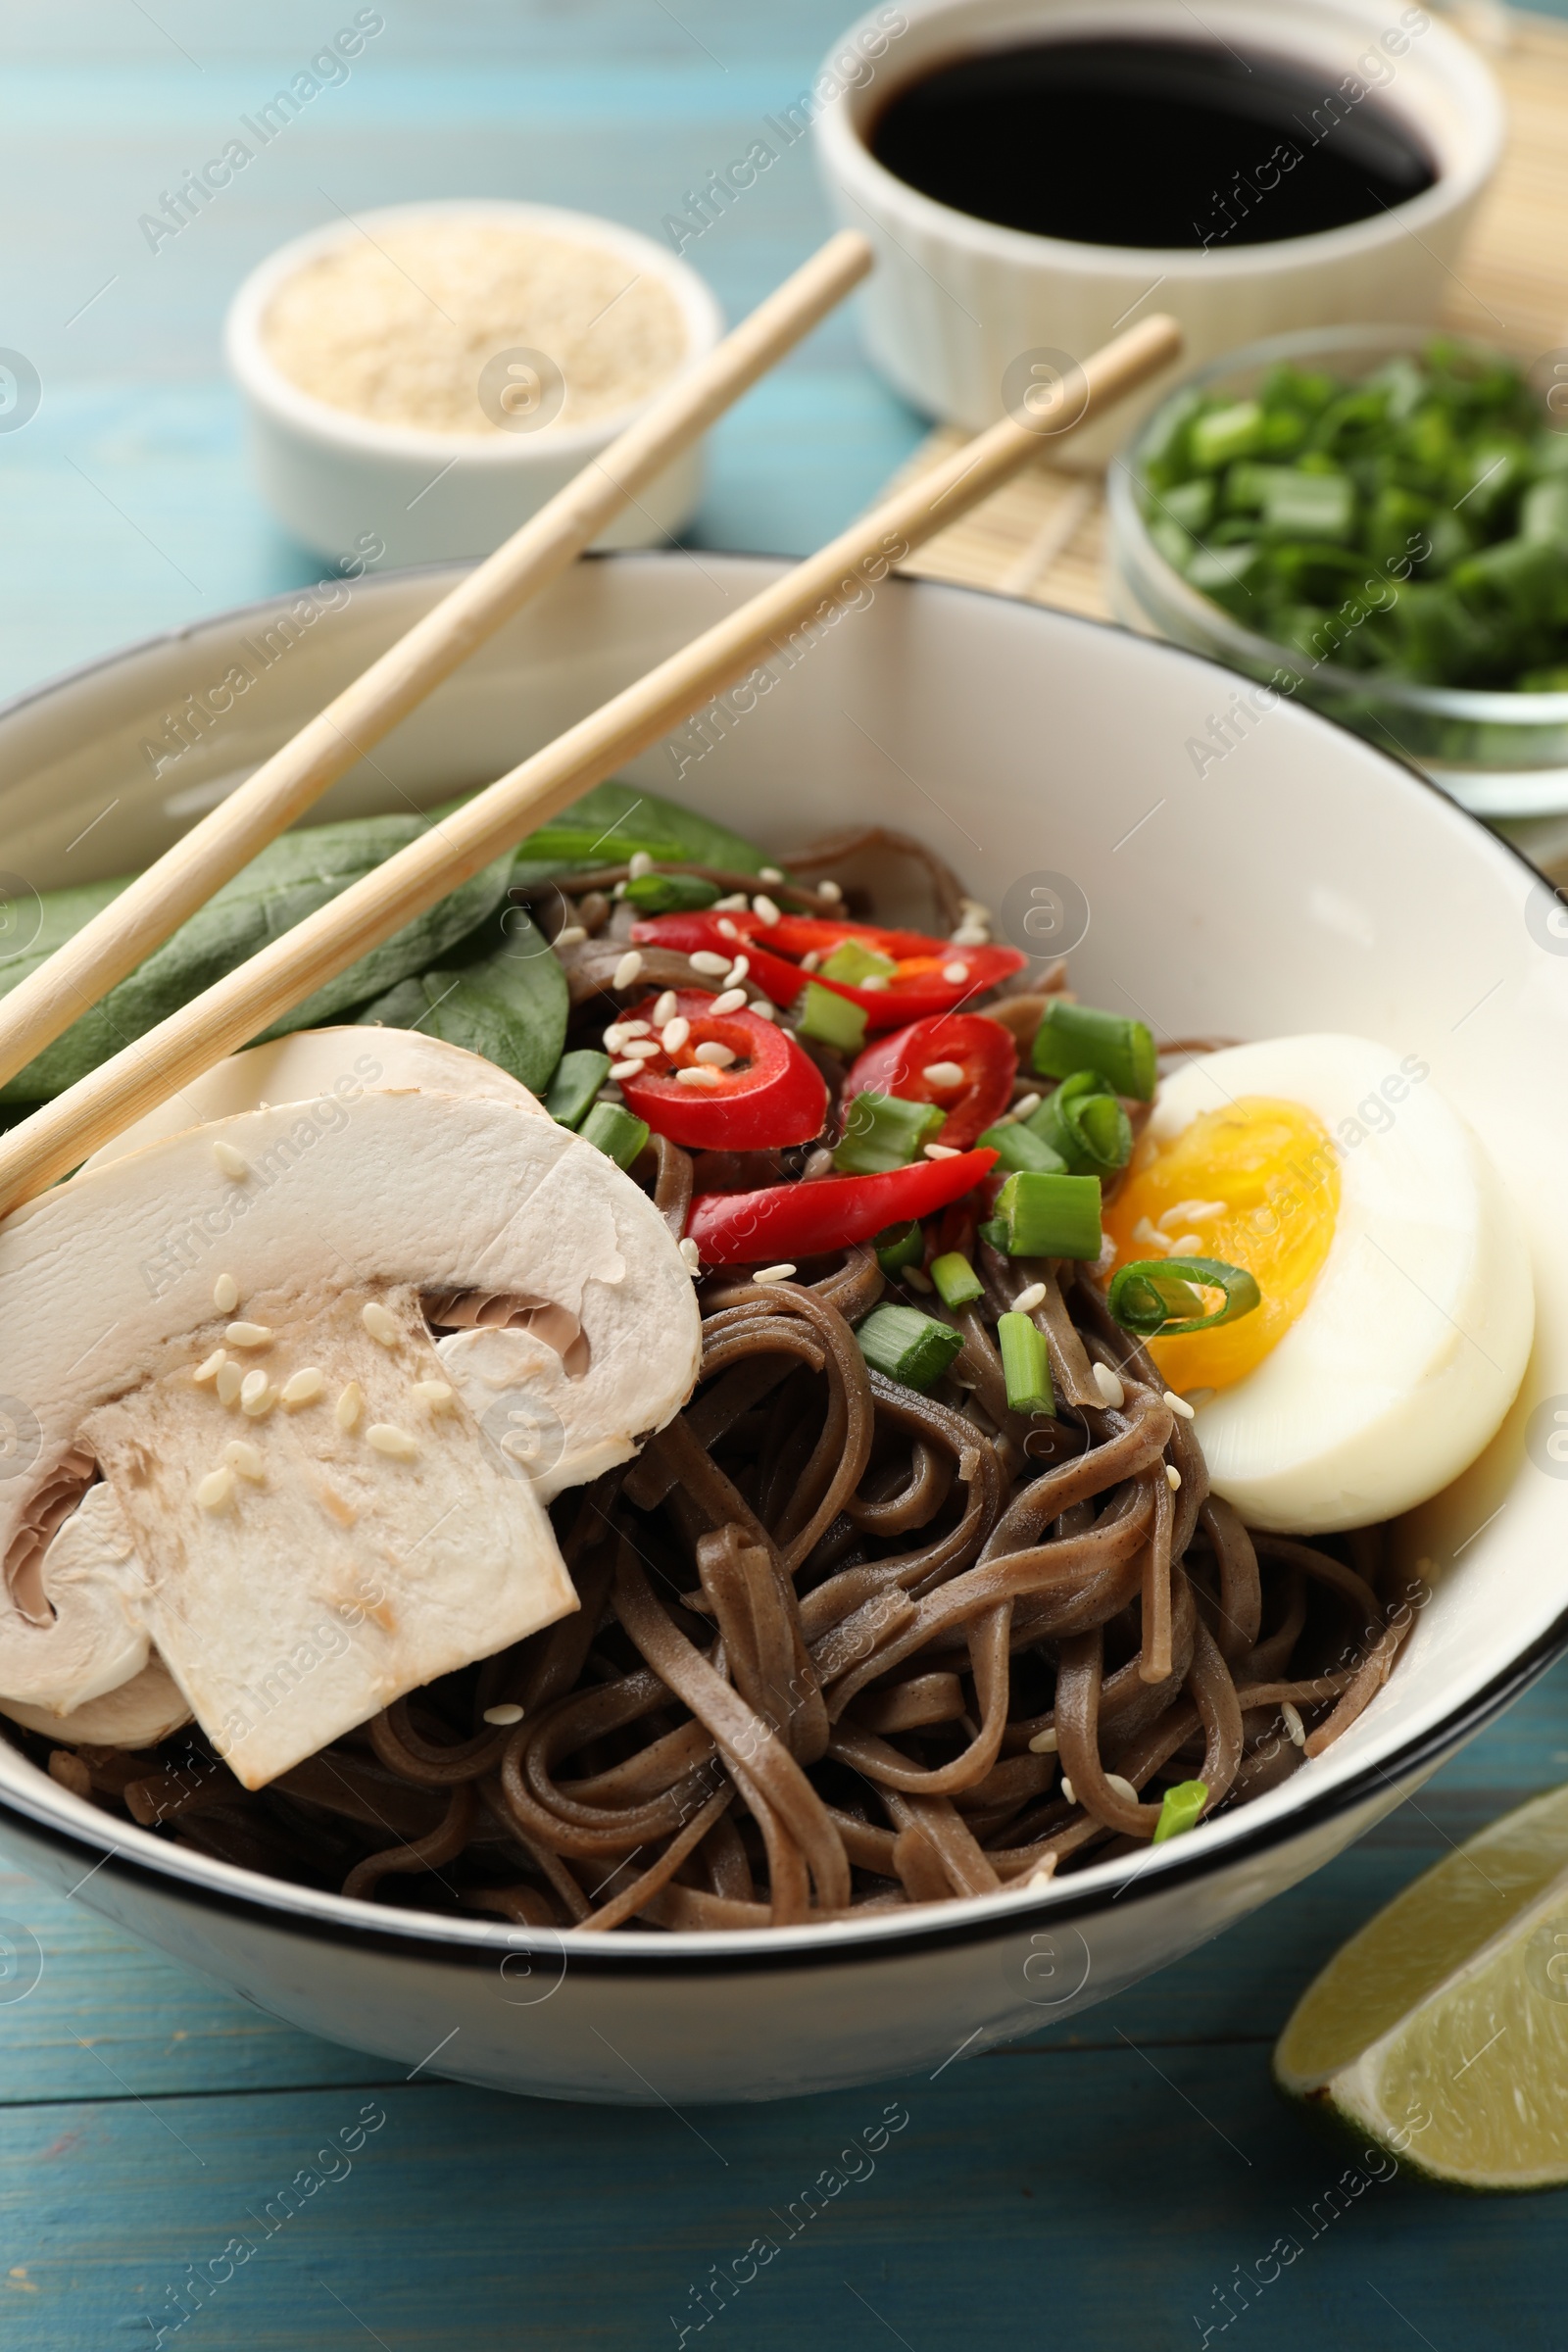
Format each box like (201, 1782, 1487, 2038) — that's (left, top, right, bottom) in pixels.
(1106, 325, 1568, 827)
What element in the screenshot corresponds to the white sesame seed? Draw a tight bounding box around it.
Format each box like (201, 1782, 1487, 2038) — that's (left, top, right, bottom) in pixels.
(620, 1018, 652, 1037)
(674, 1065, 723, 1088)
(1092, 1362, 1126, 1408)
(1023, 1860, 1057, 1890)
(216, 1361, 243, 1408)
(225, 1322, 272, 1349)
(1282, 1700, 1306, 1748)
(483, 1703, 525, 1727)
(1163, 1389, 1197, 1420)
(921, 1060, 965, 1088)
(950, 925, 990, 946)
(1011, 1093, 1042, 1120)
(818, 880, 843, 902)
(195, 1466, 234, 1512)
(413, 1380, 455, 1413)
(923, 1143, 959, 1160)
(753, 1264, 797, 1285)
(959, 897, 991, 923)
(612, 880, 627, 900)
(710, 988, 747, 1015)
(859, 974, 890, 992)
(800, 951, 821, 973)
(1012, 1282, 1047, 1314)
(281, 1367, 323, 1408)
(362, 1301, 400, 1347)
(610, 1059, 645, 1082)
(904, 1266, 934, 1293)
(212, 1140, 249, 1179)
(760, 866, 784, 884)
(222, 1439, 265, 1482)
(368, 1423, 418, 1459)
(213, 1273, 239, 1313)
(662, 1017, 691, 1052)
(690, 950, 730, 977)
(335, 1381, 363, 1432)
(1165, 1463, 1182, 1491)
(1105, 1773, 1141, 1805)
(620, 1039, 661, 1060)
(1060, 1776, 1077, 1806)
(715, 916, 740, 939)
(553, 924, 586, 949)
(193, 1349, 226, 1386)
(652, 990, 678, 1025)
(612, 950, 644, 991)
(724, 955, 750, 985)
(752, 895, 782, 926)
(678, 1237, 702, 1273)
(627, 851, 654, 879)
(1170, 1234, 1204, 1258)
(1027, 1727, 1058, 1753)
(240, 1373, 274, 1418)
(941, 960, 969, 984)
(602, 1024, 630, 1053)
(749, 1001, 776, 1022)
(713, 895, 749, 913)
(694, 1041, 735, 1067)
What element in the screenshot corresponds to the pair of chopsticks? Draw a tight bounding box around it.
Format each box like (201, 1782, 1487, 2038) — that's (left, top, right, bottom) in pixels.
(0, 232, 1180, 1220)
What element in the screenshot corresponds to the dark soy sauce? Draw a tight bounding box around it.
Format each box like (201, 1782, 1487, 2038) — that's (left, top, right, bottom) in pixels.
(869, 38, 1437, 249)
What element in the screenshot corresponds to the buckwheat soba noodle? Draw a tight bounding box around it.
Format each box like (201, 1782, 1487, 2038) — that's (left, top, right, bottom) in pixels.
(6, 813, 1456, 1932)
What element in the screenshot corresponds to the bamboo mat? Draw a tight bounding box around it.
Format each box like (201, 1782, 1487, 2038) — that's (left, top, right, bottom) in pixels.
(890, 4, 1568, 631)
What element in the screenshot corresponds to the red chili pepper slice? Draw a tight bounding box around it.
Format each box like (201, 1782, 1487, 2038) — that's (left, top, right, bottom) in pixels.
(626, 911, 806, 1008)
(685, 1148, 999, 1266)
(630, 910, 1028, 1031)
(613, 990, 826, 1150)
(755, 914, 944, 962)
(844, 1013, 1018, 1149)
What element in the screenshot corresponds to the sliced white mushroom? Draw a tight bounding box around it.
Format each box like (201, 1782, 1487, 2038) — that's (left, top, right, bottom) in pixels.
(0, 1030, 700, 1786)
(0, 1656, 192, 1751)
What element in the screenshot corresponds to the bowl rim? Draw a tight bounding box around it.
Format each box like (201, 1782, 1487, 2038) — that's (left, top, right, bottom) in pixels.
(815, 0, 1505, 280)
(221, 196, 726, 466)
(1107, 320, 1568, 725)
(0, 551, 1560, 1972)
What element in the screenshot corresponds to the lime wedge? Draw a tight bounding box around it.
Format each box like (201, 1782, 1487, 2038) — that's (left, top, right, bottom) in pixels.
(1275, 1783, 1568, 2188)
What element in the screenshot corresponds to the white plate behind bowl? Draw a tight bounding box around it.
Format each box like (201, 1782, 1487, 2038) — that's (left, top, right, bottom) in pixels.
(0, 555, 1562, 2105)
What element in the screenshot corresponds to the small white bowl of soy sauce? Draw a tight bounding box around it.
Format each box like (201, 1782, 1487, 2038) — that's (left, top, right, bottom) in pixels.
(815, 0, 1503, 460)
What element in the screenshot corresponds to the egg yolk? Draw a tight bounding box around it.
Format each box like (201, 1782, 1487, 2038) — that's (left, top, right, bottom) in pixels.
(1102, 1097, 1340, 1396)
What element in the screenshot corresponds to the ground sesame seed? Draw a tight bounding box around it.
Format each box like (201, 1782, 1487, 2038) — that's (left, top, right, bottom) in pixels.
(690, 950, 730, 977)
(627, 851, 655, 879)
(281, 1368, 323, 1407)
(1163, 1390, 1197, 1420)
(413, 1380, 454, 1412)
(818, 880, 843, 902)
(678, 1238, 702, 1273)
(1092, 1362, 1125, 1409)
(553, 924, 586, 949)
(362, 1301, 400, 1347)
(1105, 1773, 1141, 1805)
(1060, 1776, 1077, 1806)
(612, 949, 643, 991)
(923, 1143, 959, 1159)
(335, 1381, 363, 1431)
(724, 955, 750, 985)
(752, 895, 782, 926)
(753, 1264, 797, 1285)
(195, 1466, 235, 1512)
(223, 1440, 266, 1482)
(694, 1041, 735, 1067)
(225, 1322, 272, 1349)
(652, 990, 679, 1024)
(760, 866, 784, 884)
(710, 988, 747, 1015)
(1165, 1463, 1182, 1491)
(610, 1059, 645, 1082)
(941, 960, 969, 983)
(193, 1349, 226, 1386)
(1012, 1282, 1047, 1314)
(1011, 1092, 1042, 1120)
(216, 1362, 243, 1407)
(483, 1703, 525, 1727)
(367, 1423, 418, 1459)
(800, 951, 820, 972)
(662, 1017, 691, 1052)
(921, 1060, 965, 1088)
(240, 1373, 274, 1418)
(674, 1065, 723, 1088)
(213, 1273, 239, 1313)
(212, 1140, 249, 1179)
(1027, 1727, 1058, 1753)
(1282, 1700, 1306, 1748)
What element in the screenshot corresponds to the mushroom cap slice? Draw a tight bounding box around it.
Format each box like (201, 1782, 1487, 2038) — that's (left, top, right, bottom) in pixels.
(1, 1654, 190, 1750)
(0, 1482, 149, 1712)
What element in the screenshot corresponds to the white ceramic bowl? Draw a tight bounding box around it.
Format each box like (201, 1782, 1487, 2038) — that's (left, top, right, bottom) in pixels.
(815, 0, 1503, 461)
(223, 200, 724, 566)
(0, 554, 1562, 2105)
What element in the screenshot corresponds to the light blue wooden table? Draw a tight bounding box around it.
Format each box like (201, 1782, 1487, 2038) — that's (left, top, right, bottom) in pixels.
(3, 6, 1567, 2345)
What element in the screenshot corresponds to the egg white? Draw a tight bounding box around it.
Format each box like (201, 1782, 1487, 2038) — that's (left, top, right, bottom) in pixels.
(1150, 1035, 1534, 1534)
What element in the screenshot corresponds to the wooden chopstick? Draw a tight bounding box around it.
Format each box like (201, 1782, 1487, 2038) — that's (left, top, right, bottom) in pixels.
(0, 311, 1181, 1219)
(0, 229, 875, 1096)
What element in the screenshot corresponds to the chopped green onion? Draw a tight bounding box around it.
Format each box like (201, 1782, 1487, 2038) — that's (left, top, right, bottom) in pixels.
(856, 1303, 963, 1393)
(994, 1170, 1102, 1261)
(1522, 478, 1568, 548)
(621, 871, 721, 913)
(819, 938, 898, 986)
(930, 1250, 984, 1307)
(545, 1049, 612, 1130)
(1031, 1003, 1156, 1101)
(977, 1119, 1066, 1176)
(997, 1311, 1054, 1417)
(977, 1217, 1009, 1254)
(834, 1089, 947, 1176)
(579, 1101, 649, 1171)
(796, 980, 867, 1054)
(1107, 1256, 1261, 1338)
(1189, 399, 1264, 471)
(1029, 1069, 1133, 1175)
(874, 1219, 925, 1276)
(1152, 1780, 1208, 1843)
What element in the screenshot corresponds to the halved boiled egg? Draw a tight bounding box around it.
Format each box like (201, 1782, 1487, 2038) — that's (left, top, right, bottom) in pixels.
(1102, 1035, 1534, 1534)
